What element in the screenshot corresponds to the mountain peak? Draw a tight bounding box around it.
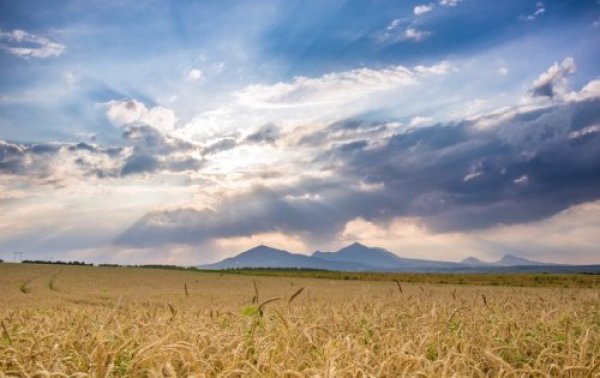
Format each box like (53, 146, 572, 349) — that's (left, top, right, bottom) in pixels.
(339, 242, 373, 252)
(348, 241, 366, 248)
(496, 254, 543, 266)
(242, 245, 288, 256)
(460, 256, 488, 266)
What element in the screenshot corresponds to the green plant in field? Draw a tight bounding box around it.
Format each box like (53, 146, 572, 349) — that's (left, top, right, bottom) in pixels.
(426, 343, 439, 361)
(48, 274, 59, 291)
(242, 306, 258, 317)
(447, 320, 460, 332)
(114, 351, 134, 376)
(20, 281, 31, 293)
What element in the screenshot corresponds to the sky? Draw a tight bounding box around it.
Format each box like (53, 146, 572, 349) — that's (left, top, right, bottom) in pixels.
(1, 0, 599, 265)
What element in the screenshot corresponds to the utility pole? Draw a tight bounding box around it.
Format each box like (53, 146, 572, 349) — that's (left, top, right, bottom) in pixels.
(13, 251, 23, 262)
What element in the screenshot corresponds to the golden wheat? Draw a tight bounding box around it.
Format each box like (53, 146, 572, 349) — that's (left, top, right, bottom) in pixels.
(1, 263, 599, 377)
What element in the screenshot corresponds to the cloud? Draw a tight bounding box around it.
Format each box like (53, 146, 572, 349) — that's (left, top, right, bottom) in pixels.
(414, 61, 453, 75)
(244, 123, 280, 144)
(566, 79, 600, 102)
(0, 140, 125, 181)
(105, 99, 178, 133)
(409, 116, 434, 127)
(439, 0, 462, 6)
(203, 138, 238, 155)
(233, 61, 454, 115)
(116, 74, 600, 249)
(379, 27, 432, 44)
(386, 19, 403, 31)
(339, 200, 600, 264)
(235, 65, 417, 108)
(406, 28, 431, 42)
(120, 125, 202, 176)
(521, 2, 546, 21)
(414, 4, 433, 15)
(0, 29, 65, 58)
(529, 57, 575, 99)
(186, 68, 204, 82)
(0, 122, 203, 181)
(177, 59, 457, 146)
(213, 232, 309, 258)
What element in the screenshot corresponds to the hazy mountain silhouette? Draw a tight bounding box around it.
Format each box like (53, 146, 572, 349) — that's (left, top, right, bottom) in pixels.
(199, 243, 581, 272)
(312, 242, 460, 271)
(459, 256, 489, 266)
(200, 243, 459, 271)
(460, 254, 548, 266)
(494, 254, 547, 266)
(200, 245, 366, 271)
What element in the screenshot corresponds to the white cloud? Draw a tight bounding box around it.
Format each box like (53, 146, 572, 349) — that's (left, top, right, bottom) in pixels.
(339, 201, 600, 264)
(497, 66, 508, 76)
(105, 99, 178, 133)
(521, 2, 545, 21)
(340, 217, 479, 261)
(567, 79, 600, 102)
(377, 21, 431, 44)
(186, 68, 204, 82)
(386, 19, 403, 31)
(414, 61, 453, 75)
(0, 29, 65, 58)
(513, 175, 529, 184)
(179, 60, 456, 143)
(403, 27, 431, 42)
(213, 232, 309, 259)
(568, 124, 600, 140)
(414, 4, 433, 15)
(357, 181, 385, 192)
(439, 0, 462, 6)
(409, 116, 434, 127)
(285, 193, 322, 202)
(235, 65, 418, 108)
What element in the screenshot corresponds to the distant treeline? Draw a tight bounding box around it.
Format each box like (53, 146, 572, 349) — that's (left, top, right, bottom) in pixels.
(21, 259, 93, 266)
(99, 263, 199, 271)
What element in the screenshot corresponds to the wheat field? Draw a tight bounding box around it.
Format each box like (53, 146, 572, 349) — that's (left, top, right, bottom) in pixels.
(1, 263, 599, 377)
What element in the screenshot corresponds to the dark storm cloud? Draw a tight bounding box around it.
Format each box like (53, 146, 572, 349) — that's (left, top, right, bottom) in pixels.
(119, 125, 203, 176)
(0, 124, 204, 180)
(244, 123, 280, 144)
(332, 99, 600, 232)
(529, 57, 576, 99)
(0, 140, 125, 178)
(117, 95, 600, 247)
(121, 154, 160, 176)
(203, 138, 237, 155)
(531, 80, 554, 98)
(122, 125, 195, 156)
(116, 182, 379, 246)
(298, 118, 390, 148)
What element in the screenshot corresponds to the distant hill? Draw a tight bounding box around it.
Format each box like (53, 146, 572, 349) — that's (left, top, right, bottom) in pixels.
(460, 256, 489, 266)
(495, 254, 547, 266)
(460, 254, 549, 267)
(312, 242, 460, 271)
(200, 245, 366, 271)
(199, 243, 576, 272)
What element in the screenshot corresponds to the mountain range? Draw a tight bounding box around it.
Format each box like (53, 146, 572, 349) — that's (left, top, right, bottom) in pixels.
(198, 242, 592, 273)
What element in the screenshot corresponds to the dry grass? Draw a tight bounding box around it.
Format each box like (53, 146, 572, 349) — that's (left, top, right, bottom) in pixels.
(1, 263, 599, 377)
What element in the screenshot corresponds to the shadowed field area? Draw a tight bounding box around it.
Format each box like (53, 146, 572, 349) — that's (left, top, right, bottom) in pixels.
(1, 263, 600, 377)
